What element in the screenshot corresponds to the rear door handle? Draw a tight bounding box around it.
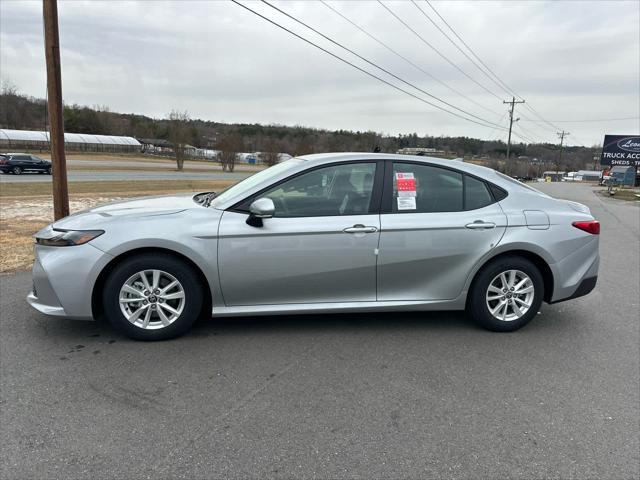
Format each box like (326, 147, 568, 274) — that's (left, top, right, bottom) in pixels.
(343, 224, 378, 234)
(465, 221, 496, 230)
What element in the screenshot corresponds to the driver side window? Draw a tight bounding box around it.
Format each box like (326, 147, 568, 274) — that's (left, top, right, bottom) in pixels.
(261, 162, 377, 217)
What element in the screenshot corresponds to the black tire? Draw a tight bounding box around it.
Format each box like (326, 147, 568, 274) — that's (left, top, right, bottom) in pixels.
(46, 167, 52, 175)
(103, 253, 203, 340)
(467, 255, 544, 332)
(12, 166, 22, 175)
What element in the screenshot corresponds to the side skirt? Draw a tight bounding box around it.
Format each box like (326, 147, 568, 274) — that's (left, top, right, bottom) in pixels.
(211, 297, 467, 318)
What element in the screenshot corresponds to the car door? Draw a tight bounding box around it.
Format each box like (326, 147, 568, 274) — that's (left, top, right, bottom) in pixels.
(377, 161, 507, 301)
(14, 155, 32, 170)
(30, 156, 46, 171)
(218, 161, 382, 306)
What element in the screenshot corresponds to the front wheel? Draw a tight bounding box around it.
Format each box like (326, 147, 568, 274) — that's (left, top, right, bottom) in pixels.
(103, 253, 203, 340)
(468, 256, 544, 332)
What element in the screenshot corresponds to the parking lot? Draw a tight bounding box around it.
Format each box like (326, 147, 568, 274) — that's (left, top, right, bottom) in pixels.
(1, 182, 638, 479)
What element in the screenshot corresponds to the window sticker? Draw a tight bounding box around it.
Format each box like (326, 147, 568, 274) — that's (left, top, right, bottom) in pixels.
(395, 172, 417, 197)
(397, 197, 416, 210)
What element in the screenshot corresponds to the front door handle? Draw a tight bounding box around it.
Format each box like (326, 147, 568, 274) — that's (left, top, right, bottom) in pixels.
(466, 220, 496, 230)
(343, 224, 378, 234)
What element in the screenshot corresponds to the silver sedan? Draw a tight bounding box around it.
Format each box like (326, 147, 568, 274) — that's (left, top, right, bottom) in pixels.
(28, 153, 600, 340)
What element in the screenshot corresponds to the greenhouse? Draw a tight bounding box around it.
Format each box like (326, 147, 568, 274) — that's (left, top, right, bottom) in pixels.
(0, 129, 141, 153)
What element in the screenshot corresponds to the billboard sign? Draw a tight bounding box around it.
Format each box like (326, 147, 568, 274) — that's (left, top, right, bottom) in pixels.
(600, 135, 640, 166)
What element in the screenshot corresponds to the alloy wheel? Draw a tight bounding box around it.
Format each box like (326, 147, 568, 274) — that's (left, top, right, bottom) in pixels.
(118, 269, 186, 330)
(485, 269, 535, 322)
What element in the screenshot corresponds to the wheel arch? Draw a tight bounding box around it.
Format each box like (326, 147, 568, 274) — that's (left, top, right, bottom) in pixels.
(467, 249, 555, 304)
(91, 247, 213, 320)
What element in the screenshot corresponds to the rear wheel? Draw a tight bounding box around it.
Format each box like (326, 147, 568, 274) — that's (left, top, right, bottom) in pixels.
(103, 253, 203, 340)
(46, 167, 52, 175)
(468, 256, 543, 332)
(12, 166, 22, 175)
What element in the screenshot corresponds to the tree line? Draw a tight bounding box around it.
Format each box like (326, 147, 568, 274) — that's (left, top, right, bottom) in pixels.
(0, 83, 600, 174)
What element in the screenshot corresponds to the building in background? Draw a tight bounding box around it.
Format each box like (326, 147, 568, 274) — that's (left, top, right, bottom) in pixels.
(396, 147, 448, 157)
(0, 129, 140, 153)
(609, 165, 636, 186)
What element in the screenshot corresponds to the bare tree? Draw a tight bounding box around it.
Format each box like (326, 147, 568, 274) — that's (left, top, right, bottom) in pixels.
(167, 110, 190, 170)
(262, 137, 280, 166)
(218, 132, 243, 172)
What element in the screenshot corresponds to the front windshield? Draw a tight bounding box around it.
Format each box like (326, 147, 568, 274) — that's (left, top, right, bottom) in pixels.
(210, 158, 304, 207)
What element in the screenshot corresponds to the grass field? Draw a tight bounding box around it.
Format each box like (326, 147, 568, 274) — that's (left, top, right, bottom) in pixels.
(0, 179, 235, 198)
(596, 187, 640, 201)
(0, 178, 238, 273)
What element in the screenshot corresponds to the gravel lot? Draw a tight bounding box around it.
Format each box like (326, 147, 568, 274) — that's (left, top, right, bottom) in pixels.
(1, 182, 638, 479)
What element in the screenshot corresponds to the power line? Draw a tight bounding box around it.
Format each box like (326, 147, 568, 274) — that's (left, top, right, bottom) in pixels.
(230, 1, 505, 130)
(523, 104, 562, 132)
(424, 0, 518, 98)
(260, 0, 504, 128)
(412, 0, 513, 98)
(516, 122, 555, 144)
(485, 110, 508, 140)
(423, 0, 575, 141)
(520, 116, 640, 123)
(319, 0, 502, 118)
(377, 1, 503, 101)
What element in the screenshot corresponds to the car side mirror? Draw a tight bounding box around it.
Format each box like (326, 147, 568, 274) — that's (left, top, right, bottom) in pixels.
(246, 198, 275, 227)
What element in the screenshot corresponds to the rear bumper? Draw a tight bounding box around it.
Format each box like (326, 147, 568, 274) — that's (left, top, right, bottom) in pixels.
(549, 235, 599, 302)
(549, 276, 598, 304)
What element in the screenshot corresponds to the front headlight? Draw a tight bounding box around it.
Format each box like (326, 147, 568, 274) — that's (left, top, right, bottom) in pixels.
(35, 229, 104, 247)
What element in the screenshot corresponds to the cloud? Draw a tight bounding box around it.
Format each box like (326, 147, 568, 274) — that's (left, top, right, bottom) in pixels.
(1, 0, 638, 146)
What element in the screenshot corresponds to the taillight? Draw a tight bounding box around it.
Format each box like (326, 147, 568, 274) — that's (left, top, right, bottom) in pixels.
(572, 220, 600, 235)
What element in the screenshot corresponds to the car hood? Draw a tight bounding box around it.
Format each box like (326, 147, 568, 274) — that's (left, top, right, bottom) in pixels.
(52, 193, 199, 230)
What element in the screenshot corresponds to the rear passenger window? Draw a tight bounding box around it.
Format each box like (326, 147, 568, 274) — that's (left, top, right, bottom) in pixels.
(464, 176, 493, 210)
(392, 163, 463, 213)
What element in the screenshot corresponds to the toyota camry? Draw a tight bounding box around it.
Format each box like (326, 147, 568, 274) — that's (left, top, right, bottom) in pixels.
(28, 153, 600, 340)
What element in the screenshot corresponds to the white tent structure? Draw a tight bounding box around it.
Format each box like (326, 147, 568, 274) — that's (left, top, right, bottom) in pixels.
(0, 129, 141, 153)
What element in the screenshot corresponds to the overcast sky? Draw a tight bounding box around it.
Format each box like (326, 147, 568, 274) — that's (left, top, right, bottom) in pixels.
(1, 0, 639, 146)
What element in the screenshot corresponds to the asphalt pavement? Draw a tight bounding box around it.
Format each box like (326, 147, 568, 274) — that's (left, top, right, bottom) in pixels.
(1, 183, 638, 479)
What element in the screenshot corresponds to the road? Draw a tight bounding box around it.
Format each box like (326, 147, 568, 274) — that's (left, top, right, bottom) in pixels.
(0, 170, 254, 183)
(1, 183, 638, 479)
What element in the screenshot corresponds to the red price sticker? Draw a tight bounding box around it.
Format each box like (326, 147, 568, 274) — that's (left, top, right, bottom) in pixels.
(395, 172, 416, 197)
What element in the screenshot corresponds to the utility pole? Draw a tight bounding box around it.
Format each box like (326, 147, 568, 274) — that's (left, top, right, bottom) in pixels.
(556, 130, 569, 176)
(43, 0, 69, 220)
(503, 96, 525, 172)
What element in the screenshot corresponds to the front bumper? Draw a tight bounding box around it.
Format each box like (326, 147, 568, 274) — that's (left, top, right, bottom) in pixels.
(27, 242, 113, 320)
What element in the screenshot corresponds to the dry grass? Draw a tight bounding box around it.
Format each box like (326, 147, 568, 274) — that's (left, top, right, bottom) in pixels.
(0, 219, 44, 274)
(0, 179, 239, 273)
(597, 187, 640, 201)
(29, 152, 264, 170)
(0, 179, 235, 198)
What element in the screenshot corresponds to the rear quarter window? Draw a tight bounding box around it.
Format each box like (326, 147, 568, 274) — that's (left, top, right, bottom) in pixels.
(465, 176, 494, 210)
